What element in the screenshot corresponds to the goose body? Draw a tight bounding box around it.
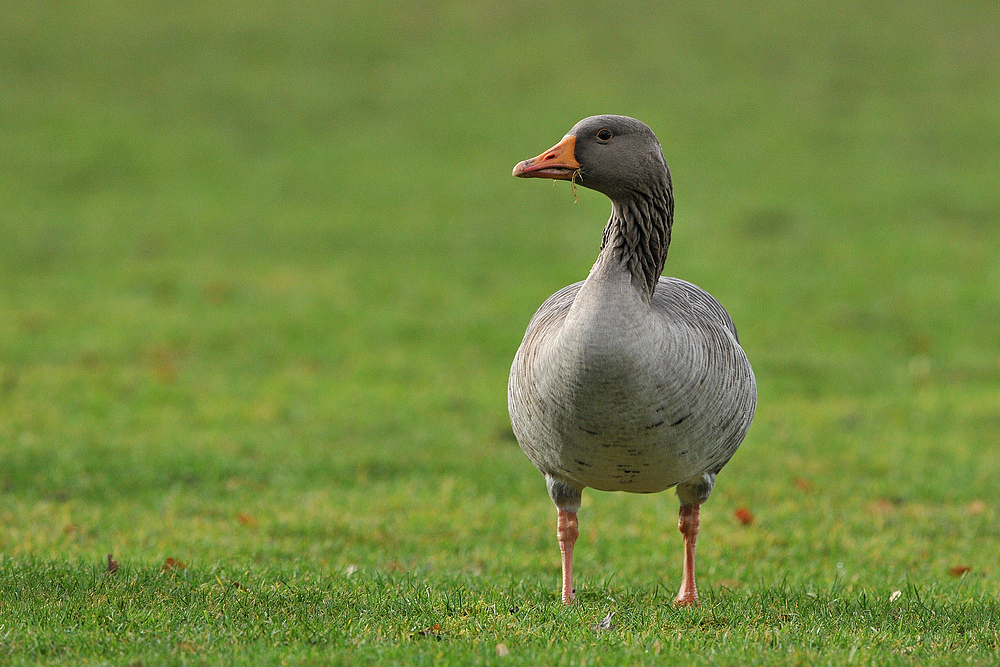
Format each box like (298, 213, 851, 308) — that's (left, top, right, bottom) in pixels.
(510, 274, 752, 495)
(508, 116, 756, 605)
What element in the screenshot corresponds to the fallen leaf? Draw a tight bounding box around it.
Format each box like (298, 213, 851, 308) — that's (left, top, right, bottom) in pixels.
(967, 500, 987, 516)
(734, 506, 754, 525)
(793, 478, 813, 491)
(418, 624, 442, 639)
(236, 513, 258, 527)
(496, 643, 509, 657)
(868, 498, 901, 514)
(889, 590, 902, 602)
(949, 565, 971, 578)
(107, 554, 119, 574)
(163, 557, 186, 571)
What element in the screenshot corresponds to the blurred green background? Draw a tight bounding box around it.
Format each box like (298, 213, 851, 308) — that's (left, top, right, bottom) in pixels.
(1, 0, 1000, 660)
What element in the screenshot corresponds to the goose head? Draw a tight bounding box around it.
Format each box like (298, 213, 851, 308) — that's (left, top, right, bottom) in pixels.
(513, 115, 670, 201)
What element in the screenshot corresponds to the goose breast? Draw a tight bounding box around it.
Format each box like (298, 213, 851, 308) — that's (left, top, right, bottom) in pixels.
(509, 276, 755, 494)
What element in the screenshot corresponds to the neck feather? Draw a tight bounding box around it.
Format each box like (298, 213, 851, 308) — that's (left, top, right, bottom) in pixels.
(598, 179, 674, 295)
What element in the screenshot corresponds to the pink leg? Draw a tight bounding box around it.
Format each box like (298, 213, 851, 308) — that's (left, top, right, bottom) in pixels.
(557, 509, 579, 604)
(675, 504, 701, 606)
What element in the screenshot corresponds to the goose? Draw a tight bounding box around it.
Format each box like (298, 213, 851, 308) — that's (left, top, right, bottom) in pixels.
(508, 115, 756, 606)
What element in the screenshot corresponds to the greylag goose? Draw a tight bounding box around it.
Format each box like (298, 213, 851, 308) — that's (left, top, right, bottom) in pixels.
(508, 115, 756, 606)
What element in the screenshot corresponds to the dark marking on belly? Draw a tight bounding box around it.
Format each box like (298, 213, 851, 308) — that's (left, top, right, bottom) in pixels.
(580, 426, 599, 435)
(575, 459, 592, 467)
(646, 420, 665, 430)
(671, 413, 691, 426)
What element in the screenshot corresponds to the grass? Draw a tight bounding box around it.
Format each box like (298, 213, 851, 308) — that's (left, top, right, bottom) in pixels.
(5, 561, 1000, 665)
(2, 0, 1000, 663)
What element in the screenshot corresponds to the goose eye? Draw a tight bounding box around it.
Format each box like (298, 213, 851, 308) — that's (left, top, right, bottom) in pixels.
(596, 129, 613, 141)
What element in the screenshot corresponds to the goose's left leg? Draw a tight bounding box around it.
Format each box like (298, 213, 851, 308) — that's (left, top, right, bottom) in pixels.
(674, 473, 716, 607)
(675, 504, 701, 606)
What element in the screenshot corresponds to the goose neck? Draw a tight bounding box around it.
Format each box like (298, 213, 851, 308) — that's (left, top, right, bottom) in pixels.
(597, 184, 674, 296)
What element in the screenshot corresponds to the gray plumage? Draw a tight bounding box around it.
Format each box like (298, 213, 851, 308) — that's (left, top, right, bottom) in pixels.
(508, 115, 756, 604)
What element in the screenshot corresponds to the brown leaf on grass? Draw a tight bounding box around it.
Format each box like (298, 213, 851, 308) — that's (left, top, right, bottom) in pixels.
(949, 565, 971, 578)
(496, 643, 510, 657)
(868, 498, 902, 514)
(107, 554, 119, 574)
(236, 513, 258, 527)
(734, 506, 754, 525)
(163, 557, 186, 571)
(793, 478, 813, 492)
(967, 500, 987, 516)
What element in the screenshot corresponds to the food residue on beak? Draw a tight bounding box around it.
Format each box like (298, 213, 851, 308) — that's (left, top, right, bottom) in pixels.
(513, 135, 581, 181)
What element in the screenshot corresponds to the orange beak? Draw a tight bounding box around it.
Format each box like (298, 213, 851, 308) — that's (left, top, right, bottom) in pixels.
(512, 135, 581, 180)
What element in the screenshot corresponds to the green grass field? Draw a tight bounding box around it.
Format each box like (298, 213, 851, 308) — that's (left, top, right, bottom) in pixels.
(3, 0, 1000, 663)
